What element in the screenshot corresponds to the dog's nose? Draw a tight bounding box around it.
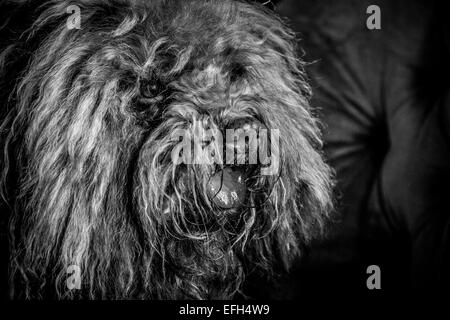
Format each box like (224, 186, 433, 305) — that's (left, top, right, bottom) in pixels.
(207, 167, 247, 209)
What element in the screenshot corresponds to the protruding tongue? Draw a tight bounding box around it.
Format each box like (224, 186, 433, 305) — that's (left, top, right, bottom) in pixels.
(207, 167, 247, 209)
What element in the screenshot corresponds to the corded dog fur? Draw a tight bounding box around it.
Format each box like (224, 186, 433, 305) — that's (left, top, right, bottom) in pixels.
(0, 0, 333, 299)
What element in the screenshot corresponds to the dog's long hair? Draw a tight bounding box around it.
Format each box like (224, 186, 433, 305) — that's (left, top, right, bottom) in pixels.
(0, 0, 333, 299)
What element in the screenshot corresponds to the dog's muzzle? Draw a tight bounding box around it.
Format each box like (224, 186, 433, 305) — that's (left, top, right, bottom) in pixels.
(207, 166, 247, 209)
(204, 120, 268, 210)
(169, 115, 273, 211)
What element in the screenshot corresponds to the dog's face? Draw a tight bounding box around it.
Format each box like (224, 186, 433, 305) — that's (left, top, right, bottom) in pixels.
(1, 0, 333, 299)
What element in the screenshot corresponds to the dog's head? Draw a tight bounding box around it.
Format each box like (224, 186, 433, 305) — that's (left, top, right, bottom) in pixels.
(0, 0, 333, 299)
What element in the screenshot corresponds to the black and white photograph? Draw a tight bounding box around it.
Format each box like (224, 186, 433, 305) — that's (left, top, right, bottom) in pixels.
(0, 0, 448, 314)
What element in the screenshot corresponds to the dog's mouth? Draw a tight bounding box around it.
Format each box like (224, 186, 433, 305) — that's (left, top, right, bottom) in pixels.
(204, 121, 268, 210)
(137, 114, 279, 218)
(206, 166, 248, 209)
(185, 119, 278, 211)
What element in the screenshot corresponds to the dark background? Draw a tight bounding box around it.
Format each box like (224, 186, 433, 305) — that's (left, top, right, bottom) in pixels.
(267, 0, 450, 298)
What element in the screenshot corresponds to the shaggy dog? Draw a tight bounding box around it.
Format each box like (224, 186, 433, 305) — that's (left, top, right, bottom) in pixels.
(0, 0, 333, 299)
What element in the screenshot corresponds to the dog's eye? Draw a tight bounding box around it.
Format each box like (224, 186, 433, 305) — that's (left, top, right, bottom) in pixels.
(229, 63, 246, 82)
(140, 77, 164, 99)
